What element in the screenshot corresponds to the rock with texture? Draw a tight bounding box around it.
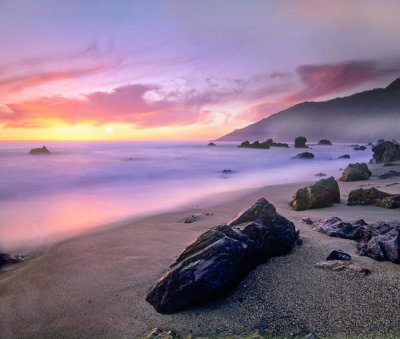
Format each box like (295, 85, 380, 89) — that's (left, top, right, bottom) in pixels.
(371, 140, 400, 163)
(28, 146, 51, 155)
(312, 217, 367, 241)
(340, 163, 371, 181)
(146, 198, 297, 313)
(315, 260, 370, 275)
(348, 187, 392, 206)
(289, 177, 340, 211)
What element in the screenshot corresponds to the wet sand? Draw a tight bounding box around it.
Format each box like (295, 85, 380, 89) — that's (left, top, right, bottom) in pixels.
(1, 163, 400, 338)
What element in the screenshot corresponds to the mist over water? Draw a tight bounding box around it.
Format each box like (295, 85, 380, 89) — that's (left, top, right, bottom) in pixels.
(0, 141, 371, 252)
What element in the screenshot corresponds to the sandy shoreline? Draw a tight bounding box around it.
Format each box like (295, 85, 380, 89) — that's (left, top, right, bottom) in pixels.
(1, 163, 400, 338)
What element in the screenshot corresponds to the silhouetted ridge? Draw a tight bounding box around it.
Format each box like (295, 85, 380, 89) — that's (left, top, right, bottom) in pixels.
(386, 78, 400, 92)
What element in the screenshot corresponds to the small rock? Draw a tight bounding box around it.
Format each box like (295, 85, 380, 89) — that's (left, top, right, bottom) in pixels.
(338, 154, 350, 159)
(315, 260, 370, 275)
(315, 172, 327, 177)
(28, 146, 51, 155)
(301, 217, 314, 225)
(293, 152, 314, 159)
(318, 139, 332, 145)
(222, 169, 232, 174)
(326, 249, 351, 261)
(296, 238, 303, 246)
(207, 142, 216, 146)
(354, 146, 366, 151)
(184, 214, 203, 223)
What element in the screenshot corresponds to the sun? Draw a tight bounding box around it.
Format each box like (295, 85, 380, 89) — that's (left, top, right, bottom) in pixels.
(105, 126, 114, 134)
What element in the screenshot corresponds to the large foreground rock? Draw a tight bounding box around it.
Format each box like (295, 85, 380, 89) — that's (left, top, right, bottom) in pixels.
(311, 217, 400, 264)
(371, 140, 400, 163)
(28, 146, 51, 155)
(289, 177, 340, 211)
(340, 163, 371, 181)
(146, 198, 297, 313)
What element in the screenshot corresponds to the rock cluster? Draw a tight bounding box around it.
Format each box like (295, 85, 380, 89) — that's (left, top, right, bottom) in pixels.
(289, 177, 340, 211)
(146, 198, 297, 313)
(371, 140, 400, 163)
(238, 140, 269, 149)
(28, 146, 51, 155)
(294, 136, 308, 148)
(311, 217, 400, 264)
(340, 163, 371, 181)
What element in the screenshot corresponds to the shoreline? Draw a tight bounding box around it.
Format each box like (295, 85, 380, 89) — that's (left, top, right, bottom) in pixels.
(2, 162, 400, 337)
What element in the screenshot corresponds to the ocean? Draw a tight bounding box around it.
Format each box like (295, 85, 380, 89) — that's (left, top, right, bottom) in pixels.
(0, 141, 371, 252)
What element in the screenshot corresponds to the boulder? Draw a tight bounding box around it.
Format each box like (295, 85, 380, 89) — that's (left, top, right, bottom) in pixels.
(146, 198, 297, 313)
(326, 249, 351, 261)
(294, 136, 308, 148)
(28, 146, 51, 155)
(348, 187, 392, 206)
(340, 163, 371, 181)
(0, 253, 24, 267)
(338, 154, 350, 159)
(354, 146, 366, 151)
(293, 152, 314, 159)
(371, 140, 400, 163)
(289, 177, 340, 211)
(318, 139, 332, 145)
(374, 195, 400, 209)
(315, 172, 327, 177)
(315, 260, 370, 275)
(207, 142, 216, 146)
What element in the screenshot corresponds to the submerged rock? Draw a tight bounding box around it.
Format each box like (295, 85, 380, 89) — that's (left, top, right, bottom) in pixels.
(28, 146, 51, 155)
(293, 152, 314, 159)
(371, 140, 400, 163)
(315, 260, 370, 275)
(338, 154, 350, 159)
(146, 198, 297, 313)
(294, 136, 308, 148)
(326, 249, 351, 261)
(318, 139, 332, 145)
(289, 177, 340, 211)
(340, 163, 371, 181)
(0, 253, 24, 267)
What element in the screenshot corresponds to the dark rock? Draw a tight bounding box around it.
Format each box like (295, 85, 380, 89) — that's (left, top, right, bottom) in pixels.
(326, 249, 351, 261)
(371, 140, 400, 163)
(301, 216, 314, 225)
(379, 170, 400, 179)
(340, 163, 371, 181)
(293, 152, 314, 159)
(354, 146, 366, 151)
(315, 260, 370, 275)
(338, 154, 351, 159)
(357, 220, 400, 263)
(146, 198, 297, 313)
(265, 139, 289, 148)
(312, 217, 367, 241)
(296, 238, 303, 246)
(315, 172, 327, 177)
(0, 253, 24, 267)
(184, 214, 202, 223)
(348, 187, 392, 206)
(207, 142, 216, 146)
(28, 146, 51, 155)
(318, 139, 332, 145)
(222, 169, 232, 174)
(238, 140, 269, 149)
(289, 177, 340, 211)
(294, 136, 308, 148)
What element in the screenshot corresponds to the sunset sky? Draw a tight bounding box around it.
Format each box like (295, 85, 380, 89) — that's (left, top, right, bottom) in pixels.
(1, 0, 400, 141)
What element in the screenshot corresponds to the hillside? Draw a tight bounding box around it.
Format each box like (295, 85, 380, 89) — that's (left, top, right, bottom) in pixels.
(217, 78, 400, 142)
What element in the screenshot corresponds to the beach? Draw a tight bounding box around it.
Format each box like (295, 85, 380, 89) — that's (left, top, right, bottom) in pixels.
(1, 162, 400, 338)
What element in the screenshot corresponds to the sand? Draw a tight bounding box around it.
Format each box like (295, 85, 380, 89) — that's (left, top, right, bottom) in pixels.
(1, 163, 400, 338)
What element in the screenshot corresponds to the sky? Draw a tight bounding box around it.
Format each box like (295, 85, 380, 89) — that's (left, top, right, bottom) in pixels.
(0, 0, 400, 141)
